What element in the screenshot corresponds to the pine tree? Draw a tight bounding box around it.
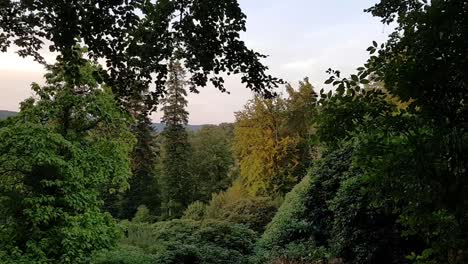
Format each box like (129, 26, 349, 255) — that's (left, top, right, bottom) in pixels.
(160, 60, 193, 218)
(125, 112, 161, 218)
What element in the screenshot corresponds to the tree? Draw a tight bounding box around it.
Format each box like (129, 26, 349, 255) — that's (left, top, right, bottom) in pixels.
(234, 96, 301, 196)
(159, 60, 192, 218)
(285, 78, 318, 173)
(317, 1, 468, 256)
(125, 114, 161, 218)
(189, 125, 235, 202)
(328, 1, 468, 261)
(233, 79, 319, 197)
(0, 0, 281, 106)
(0, 54, 135, 263)
(285, 78, 317, 139)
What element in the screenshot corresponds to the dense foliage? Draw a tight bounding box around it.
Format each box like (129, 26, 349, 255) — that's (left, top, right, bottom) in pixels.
(189, 125, 235, 202)
(1, 0, 467, 263)
(93, 219, 257, 264)
(0, 56, 135, 263)
(107, 114, 161, 219)
(256, 0, 468, 262)
(233, 80, 317, 196)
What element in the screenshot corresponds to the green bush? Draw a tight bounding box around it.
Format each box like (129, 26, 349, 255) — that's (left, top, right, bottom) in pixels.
(217, 197, 278, 232)
(329, 176, 414, 264)
(255, 175, 326, 263)
(255, 146, 355, 263)
(204, 180, 279, 232)
(92, 245, 157, 264)
(182, 201, 207, 221)
(131, 205, 153, 223)
(93, 219, 257, 264)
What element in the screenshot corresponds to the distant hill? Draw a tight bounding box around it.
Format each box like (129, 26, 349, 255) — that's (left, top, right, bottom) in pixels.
(0, 110, 17, 119)
(0, 110, 205, 132)
(152, 123, 205, 133)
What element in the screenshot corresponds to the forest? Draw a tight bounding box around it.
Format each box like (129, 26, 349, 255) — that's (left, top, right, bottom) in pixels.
(0, 0, 467, 263)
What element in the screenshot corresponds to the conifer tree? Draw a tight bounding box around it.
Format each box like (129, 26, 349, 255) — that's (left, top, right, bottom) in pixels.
(125, 112, 161, 218)
(160, 61, 193, 218)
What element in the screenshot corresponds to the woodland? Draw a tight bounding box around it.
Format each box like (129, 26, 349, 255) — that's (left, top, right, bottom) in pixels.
(0, 0, 467, 263)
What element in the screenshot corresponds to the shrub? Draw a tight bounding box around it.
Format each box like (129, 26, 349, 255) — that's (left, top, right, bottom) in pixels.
(329, 176, 419, 264)
(93, 219, 257, 264)
(205, 179, 250, 219)
(205, 180, 279, 232)
(131, 205, 153, 223)
(216, 197, 278, 232)
(92, 245, 157, 264)
(255, 175, 327, 263)
(182, 201, 207, 221)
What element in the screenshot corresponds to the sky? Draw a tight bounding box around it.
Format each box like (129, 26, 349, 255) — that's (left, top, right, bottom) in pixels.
(0, 0, 391, 125)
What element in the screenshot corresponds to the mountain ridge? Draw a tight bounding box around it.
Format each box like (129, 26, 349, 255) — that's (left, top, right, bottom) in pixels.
(0, 110, 207, 132)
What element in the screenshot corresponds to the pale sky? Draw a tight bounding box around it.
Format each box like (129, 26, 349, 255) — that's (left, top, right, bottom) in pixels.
(0, 0, 390, 125)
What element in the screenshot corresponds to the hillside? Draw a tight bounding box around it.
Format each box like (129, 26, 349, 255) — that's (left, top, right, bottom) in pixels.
(151, 123, 204, 133)
(0, 110, 17, 119)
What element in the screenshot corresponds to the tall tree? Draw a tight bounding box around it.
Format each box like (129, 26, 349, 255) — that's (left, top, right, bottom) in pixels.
(159, 61, 192, 218)
(233, 81, 318, 196)
(285, 78, 318, 173)
(189, 125, 235, 202)
(0, 53, 135, 263)
(317, 1, 468, 261)
(125, 113, 161, 218)
(233, 96, 301, 196)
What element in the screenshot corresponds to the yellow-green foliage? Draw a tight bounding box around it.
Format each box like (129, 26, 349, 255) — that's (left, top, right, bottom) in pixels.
(234, 96, 301, 196)
(205, 179, 251, 219)
(182, 201, 207, 221)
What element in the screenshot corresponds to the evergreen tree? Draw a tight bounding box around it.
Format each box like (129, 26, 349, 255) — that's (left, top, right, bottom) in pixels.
(125, 112, 161, 219)
(160, 61, 193, 218)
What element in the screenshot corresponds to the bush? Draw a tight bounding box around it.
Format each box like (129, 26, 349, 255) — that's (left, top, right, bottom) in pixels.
(205, 179, 250, 218)
(255, 175, 326, 263)
(131, 205, 153, 223)
(255, 146, 355, 263)
(329, 176, 419, 264)
(205, 180, 279, 232)
(182, 201, 207, 221)
(92, 245, 157, 264)
(93, 219, 257, 264)
(216, 197, 278, 232)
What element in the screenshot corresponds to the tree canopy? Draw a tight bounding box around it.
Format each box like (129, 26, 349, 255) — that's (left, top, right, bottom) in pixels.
(0, 55, 135, 263)
(0, 0, 282, 107)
